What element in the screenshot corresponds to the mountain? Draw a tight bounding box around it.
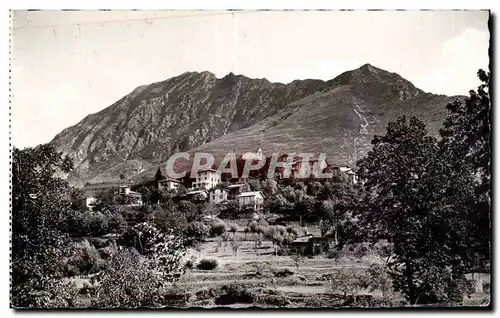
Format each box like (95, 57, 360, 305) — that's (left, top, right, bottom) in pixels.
(50, 64, 464, 186)
(50, 71, 334, 186)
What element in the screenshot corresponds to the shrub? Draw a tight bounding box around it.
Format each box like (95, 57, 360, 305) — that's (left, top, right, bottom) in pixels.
(185, 221, 210, 243)
(215, 283, 256, 305)
(286, 226, 299, 237)
(274, 268, 294, 278)
(89, 237, 110, 249)
(197, 259, 218, 270)
(92, 248, 186, 308)
(277, 246, 291, 256)
(228, 223, 239, 236)
(243, 226, 251, 239)
(256, 225, 268, 235)
(248, 221, 259, 233)
(210, 221, 227, 237)
(185, 259, 194, 270)
(257, 294, 291, 307)
(353, 243, 371, 259)
(276, 225, 287, 236)
(69, 239, 104, 275)
(98, 243, 118, 260)
(195, 287, 220, 301)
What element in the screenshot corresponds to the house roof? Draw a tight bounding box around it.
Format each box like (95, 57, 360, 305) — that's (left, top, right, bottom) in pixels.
(338, 166, 352, 172)
(237, 191, 263, 198)
(186, 190, 208, 195)
(158, 178, 182, 183)
(198, 168, 221, 174)
(209, 188, 228, 193)
(228, 184, 246, 188)
(292, 234, 314, 243)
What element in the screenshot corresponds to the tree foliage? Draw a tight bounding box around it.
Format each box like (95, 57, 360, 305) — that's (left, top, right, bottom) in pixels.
(356, 114, 478, 305)
(11, 144, 77, 308)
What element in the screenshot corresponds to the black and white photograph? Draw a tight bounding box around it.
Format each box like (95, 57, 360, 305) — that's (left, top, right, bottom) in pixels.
(9, 9, 491, 309)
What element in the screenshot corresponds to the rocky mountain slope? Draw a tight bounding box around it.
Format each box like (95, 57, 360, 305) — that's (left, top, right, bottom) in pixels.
(50, 64, 463, 186)
(50, 71, 334, 186)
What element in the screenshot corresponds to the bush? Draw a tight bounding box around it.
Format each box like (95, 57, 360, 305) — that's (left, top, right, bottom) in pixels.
(197, 259, 218, 270)
(185, 259, 194, 270)
(257, 294, 291, 307)
(215, 283, 256, 305)
(68, 240, 104, 275)
(210, 221, 227, 237)
(185, 221, 210, 243)
(89, 237, 110, 249)
(228, 223, 239, 235)
(92, 248, 186, 308)
(276, 225, 287, 236)
(352, 243, 371, 259)
(195, 287, 220, 301)
(274, 268, 294, 277)
(98, 243, 118, 260)
(277, 246, 291, 256)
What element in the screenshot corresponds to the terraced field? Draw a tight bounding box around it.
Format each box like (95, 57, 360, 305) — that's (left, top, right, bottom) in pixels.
(68, 227, 490, 308)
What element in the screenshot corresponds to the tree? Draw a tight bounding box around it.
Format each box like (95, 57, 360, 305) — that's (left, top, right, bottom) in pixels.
(93, 248, 186, 308)
(107, 211, 127, 234)
(318, 195, 354, 248)
(356, 115, 474, 304)
(291, 250, 306, 272)
(177, 200, 199, 222)
(154, 167, 165, 186)
(243, 226, 251, 240)
(11, 144, 77, 308)
(202, 202, 221, 219)
(231, 237, 241, 256)
(228, 223, 239, 238)
(440, 69, 491, 264)
(210, 220, 227, 237)
(225, 200, 240, 214)
(153, 204, 188, 235)
(185, 221, 210, 244)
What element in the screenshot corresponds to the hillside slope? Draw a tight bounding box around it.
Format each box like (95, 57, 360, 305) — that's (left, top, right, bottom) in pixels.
(133, 65, 463, 183)
(51, 64, 463, 185)
(50, 71, 334, 186)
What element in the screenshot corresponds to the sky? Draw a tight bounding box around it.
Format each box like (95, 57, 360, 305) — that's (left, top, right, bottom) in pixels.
(11, 10, 490, 149)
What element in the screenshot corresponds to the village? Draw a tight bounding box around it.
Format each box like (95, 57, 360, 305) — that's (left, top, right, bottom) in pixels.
(10, 9, 491, 309)
(79, 148, 359, 215)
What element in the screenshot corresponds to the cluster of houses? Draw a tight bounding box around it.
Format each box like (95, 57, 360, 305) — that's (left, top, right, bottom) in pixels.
(80, 148, 359, 211)
(158, 168, 265, 212)
(80, 182, 144, 210)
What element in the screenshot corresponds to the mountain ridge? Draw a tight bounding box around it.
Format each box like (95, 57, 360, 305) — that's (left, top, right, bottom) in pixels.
(49, 64, 463, 186)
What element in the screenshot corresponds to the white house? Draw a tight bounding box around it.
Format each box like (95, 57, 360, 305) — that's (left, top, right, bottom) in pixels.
(237, 191, 264, 211)
(158, 178, 182, 191)
(209, 188, 228, 204)
(227, 183, 250, 200)
(335, 166, 358, 185)
(81, 182, 143, 207)
(191, 168, 221, 190)
(126, 191, 143, 206)
(118, 185, 131, 195)
(185, 189, 208, 201)
(241, 147, 265, 161)
(82, 196, 98, 209)
(346, 170, 358, 185)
